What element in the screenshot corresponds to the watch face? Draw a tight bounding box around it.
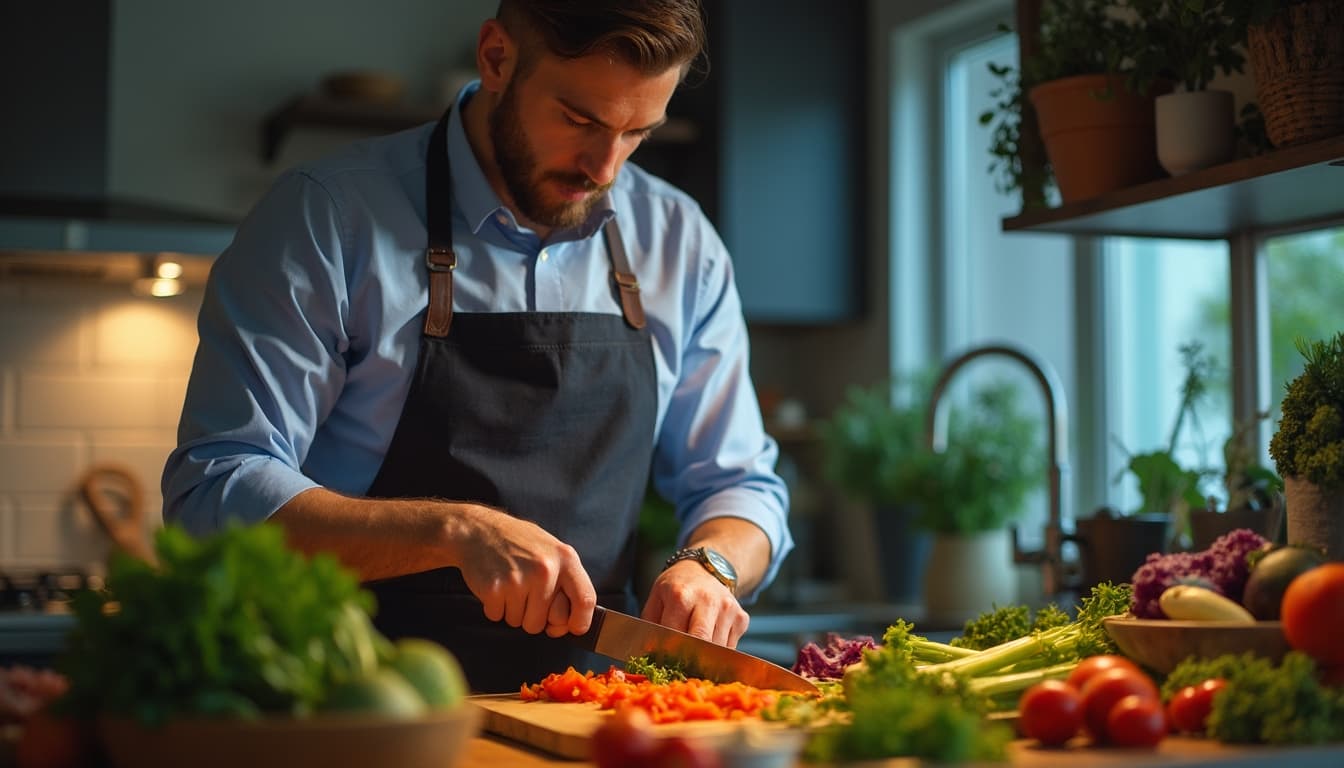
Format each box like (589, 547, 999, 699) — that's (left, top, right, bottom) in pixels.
(704, 549, 737, 581)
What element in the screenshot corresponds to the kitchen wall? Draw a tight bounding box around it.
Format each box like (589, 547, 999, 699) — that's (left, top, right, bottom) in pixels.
(0, 278, 203, 571)
(0, 1, 892, 593)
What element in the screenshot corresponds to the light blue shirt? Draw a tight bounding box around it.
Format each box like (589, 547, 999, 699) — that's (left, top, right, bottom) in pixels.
(164, 84, 792, 599)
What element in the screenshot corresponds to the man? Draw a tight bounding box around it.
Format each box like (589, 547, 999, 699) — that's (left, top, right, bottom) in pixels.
(164, 0, 791, 693)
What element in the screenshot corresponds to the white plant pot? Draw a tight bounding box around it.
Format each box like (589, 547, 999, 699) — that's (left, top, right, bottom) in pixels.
(1155, 90, 1236, 176)
(922, 528, 1017, 628)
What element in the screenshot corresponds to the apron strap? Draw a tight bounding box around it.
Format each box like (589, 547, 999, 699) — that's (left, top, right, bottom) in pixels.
(604, 218, 646, 330)
(424, 109, 456, 338)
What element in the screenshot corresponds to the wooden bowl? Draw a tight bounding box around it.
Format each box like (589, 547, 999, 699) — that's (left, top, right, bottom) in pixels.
(1102, 617, 1291, 674)
(98, 704, 480, 768)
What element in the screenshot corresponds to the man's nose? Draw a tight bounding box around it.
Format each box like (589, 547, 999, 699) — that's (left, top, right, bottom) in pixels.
(578, 135, 623, 187)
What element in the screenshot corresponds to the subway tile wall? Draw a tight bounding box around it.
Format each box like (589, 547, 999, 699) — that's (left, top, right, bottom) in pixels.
(0, 277, 203, 572)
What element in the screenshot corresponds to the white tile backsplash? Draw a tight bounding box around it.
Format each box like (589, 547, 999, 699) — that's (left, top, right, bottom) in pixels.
(0, 277, 202, 569)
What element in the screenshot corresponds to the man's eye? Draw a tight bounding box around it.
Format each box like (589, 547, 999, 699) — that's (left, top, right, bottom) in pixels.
(564, 114, 592, 128)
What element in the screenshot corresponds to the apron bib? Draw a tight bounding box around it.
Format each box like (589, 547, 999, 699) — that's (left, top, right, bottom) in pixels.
(363, 108, 658, 693)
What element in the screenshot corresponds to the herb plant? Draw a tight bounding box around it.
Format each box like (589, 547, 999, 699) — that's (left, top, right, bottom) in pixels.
(1269, 331, 1344, 489)
(1163, 651, 1344, 744)
(59, 524, 389, 724)
(1129, 0, 1249, 92)
(820, 374, 1043, 535)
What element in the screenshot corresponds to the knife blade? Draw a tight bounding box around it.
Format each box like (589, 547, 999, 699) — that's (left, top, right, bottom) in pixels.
(569, 606, 819, 694)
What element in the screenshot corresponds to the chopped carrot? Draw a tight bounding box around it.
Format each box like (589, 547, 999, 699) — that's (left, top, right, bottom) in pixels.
(519, 667, 787, 722)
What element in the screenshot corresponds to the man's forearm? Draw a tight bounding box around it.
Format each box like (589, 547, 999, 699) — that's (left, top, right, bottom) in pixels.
(270, 487, 474, 581)
(682, 517, 772, 597)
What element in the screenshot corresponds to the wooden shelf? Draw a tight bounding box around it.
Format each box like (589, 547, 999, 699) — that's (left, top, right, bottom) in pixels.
(1003, 134, 1344, 239)
(260, 94, 701, 164)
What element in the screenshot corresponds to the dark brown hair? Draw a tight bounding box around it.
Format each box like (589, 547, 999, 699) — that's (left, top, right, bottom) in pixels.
(497, 0, 707, 80)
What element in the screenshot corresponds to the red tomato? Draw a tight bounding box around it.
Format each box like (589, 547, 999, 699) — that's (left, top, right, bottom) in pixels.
(1065, 654, 1140, 692)
(1079, 666, 1159, 741)
(1281, 563, 1344, 666)
(649, 735, 722, 768)
(1106, 695, 1167, 748)
(590, 705, 657, 768)
(1017, 680, 1084, 746)
(1166, 678, 1227, 733)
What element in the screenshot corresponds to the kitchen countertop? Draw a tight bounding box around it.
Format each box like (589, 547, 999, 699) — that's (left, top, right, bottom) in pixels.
(456, 732, 1344, 767)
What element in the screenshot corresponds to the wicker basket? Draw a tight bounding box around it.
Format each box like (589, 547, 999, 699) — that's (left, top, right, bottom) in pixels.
(1247, 0, 1344, 148)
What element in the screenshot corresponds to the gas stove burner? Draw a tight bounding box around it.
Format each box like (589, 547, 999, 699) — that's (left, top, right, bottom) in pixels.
(0, 569, 96, 613)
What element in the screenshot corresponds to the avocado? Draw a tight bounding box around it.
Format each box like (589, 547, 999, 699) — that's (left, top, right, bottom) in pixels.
(1241, 546, 1327, 620)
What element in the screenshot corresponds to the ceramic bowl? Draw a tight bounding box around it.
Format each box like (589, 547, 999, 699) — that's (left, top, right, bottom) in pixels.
(1102, 617, 1291, 674)
(98, 704, 480, 768)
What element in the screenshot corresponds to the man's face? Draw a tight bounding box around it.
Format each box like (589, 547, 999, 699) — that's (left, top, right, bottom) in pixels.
(488, 50, 681, 229)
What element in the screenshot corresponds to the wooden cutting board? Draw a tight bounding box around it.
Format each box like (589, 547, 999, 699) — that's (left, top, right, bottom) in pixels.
(470, 694, 797, 760)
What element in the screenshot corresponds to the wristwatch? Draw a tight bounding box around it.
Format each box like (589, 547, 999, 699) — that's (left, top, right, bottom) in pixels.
(664, 546, 738, 595)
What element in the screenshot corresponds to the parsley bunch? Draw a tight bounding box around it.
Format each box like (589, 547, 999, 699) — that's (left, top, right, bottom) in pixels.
(59, 523, 389, 724)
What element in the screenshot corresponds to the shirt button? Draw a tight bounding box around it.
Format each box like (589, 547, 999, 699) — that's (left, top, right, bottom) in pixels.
(539, 250, 550, 262)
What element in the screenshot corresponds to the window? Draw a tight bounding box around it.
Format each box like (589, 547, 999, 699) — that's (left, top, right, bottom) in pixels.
(884, 0, 1343, 554)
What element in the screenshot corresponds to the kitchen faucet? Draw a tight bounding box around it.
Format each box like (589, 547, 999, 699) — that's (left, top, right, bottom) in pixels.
(925, 343, 1078, 598)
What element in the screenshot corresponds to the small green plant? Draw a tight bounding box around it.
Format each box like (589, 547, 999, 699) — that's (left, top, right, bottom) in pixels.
(1114, 341, 1218, 516)
(819, 375, 1043, 535)
(1129, 0, 1248, 92)
(980, 0, 1156, 201)
(1269, 332, 1344, 490)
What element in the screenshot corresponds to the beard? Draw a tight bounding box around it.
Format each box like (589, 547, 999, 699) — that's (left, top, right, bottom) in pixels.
(489, 80, 612, 230)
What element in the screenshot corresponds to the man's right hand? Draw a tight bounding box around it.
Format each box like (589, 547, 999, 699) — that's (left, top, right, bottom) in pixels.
(271, 489, 597, 638)
(456, 504, 598, 638)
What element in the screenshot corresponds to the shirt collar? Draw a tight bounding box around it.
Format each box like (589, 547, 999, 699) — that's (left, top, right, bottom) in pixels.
(445, 82, 618, 243)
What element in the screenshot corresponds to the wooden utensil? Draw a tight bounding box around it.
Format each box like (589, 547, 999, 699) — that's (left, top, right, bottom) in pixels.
(79, 463, 155, 563)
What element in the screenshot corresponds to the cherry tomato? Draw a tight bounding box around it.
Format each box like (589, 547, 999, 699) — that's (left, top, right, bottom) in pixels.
(648, 735, 722, 768)
(14, 707, 96, 768)
(1079, 666, 1159, 741)
(1166, 678, 1227, 733)
(589, 705, 657, 768)
(1065, 654, 1141, 692)
(1281, 563, 1344, 666)
(1106, 694, 1167, 748)
(1017, 679, 1084, 746)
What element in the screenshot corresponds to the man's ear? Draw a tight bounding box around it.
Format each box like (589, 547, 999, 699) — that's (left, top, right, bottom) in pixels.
(476, 19, 515, 94)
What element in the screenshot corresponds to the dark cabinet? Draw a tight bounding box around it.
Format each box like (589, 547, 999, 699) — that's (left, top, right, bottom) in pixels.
(637, 0, 866, 323)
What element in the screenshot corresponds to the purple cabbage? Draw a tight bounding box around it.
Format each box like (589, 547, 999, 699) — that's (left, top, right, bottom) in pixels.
(1130, 528, 1270, 618)
(791, 632, 877, 679)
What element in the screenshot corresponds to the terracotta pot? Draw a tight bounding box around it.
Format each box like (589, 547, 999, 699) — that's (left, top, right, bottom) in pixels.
(1285, 476, 1344, 559)
(1028, 74, 1169, 203)
(1246, 0, 1344, 148)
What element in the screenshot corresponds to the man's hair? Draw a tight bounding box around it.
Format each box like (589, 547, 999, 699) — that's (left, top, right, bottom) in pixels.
(496, 0, 707, 80)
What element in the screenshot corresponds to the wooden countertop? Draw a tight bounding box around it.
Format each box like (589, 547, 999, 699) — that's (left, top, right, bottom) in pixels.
(457, 732, 1344, 767)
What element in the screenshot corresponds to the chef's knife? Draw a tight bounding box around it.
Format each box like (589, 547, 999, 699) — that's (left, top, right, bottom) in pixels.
(570, 606, 819, 694)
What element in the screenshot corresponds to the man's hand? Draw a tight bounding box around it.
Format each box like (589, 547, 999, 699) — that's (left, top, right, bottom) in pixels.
(272, 489, 599, 639)
(642, 561, 749, 648)
(457, 505, 598, 638)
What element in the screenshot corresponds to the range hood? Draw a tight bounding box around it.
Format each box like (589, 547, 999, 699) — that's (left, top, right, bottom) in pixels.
(0, 195, 235, 294)
(0, 2, 235, 286)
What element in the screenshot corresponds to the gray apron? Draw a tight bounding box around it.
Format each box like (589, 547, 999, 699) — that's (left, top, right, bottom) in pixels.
(364, 108, 658, 693)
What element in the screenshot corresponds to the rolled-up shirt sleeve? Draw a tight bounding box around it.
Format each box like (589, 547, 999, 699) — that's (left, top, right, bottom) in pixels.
(652, 221, 793, 603)
(163, 171, 350, 534)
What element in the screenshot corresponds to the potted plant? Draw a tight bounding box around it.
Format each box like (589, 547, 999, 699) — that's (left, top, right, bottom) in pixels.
(981, 0, 1172, 207)
(1132, 0, 1249, 175)
(818, 375, 1043, 612)
(1227, 0, 1344, 148)
(1268, 331, 1344, 559)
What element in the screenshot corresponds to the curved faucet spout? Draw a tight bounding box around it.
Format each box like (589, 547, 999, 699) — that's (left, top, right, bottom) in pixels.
(925, 343, 1074, 597)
